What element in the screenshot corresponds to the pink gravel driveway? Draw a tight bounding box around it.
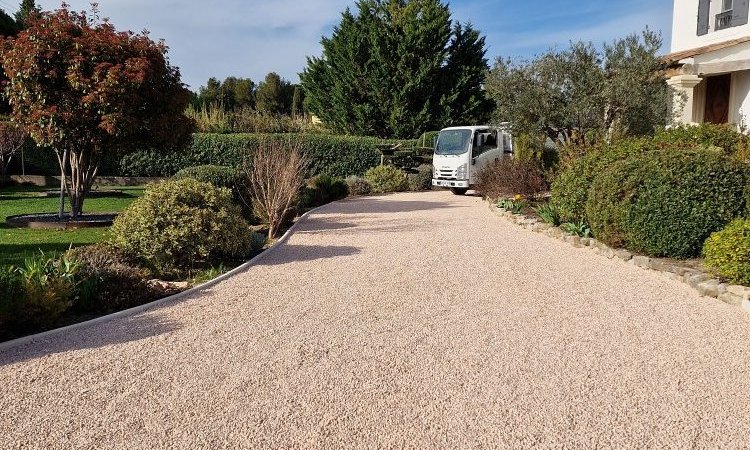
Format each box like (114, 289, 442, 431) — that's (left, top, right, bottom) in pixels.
(2, 191, 750, 449)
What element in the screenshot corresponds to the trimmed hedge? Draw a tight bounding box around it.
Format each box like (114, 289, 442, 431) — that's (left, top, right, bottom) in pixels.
(703, 218, 750, 285)
(652, 123, 750, 159)
(586, 148, 747, 258)
(550, 138, 650, 224)
(120, 133, 413, 178)
(173, 165, 241, 190)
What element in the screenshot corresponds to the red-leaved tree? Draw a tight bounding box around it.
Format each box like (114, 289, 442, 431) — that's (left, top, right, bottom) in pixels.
(0, 5, 195, 217)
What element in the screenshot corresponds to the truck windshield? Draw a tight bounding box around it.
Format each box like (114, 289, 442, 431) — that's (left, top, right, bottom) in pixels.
(435, 130, 471, 155)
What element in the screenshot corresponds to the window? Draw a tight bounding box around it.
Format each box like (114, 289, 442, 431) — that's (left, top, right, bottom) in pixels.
(724, 0, 734, 12)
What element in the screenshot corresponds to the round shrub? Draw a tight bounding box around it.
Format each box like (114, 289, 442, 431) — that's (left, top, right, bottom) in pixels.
(173, 165, 241, 191)
(364, 165, 408, 193)
(586, 148, 747, 258)
(703, 219, 750, 285)
(550, 138, 650, 224)
(300, 175, 349, 208)
(111, 178, 255, 272)
(407, 164, 433, 191)
(345, 176, 372, 196)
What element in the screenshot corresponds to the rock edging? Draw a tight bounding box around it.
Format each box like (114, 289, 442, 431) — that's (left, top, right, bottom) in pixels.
(489, 203, 750, 313)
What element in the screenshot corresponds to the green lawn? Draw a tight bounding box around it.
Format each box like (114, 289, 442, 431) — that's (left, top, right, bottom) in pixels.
(0, 185, 144, 267)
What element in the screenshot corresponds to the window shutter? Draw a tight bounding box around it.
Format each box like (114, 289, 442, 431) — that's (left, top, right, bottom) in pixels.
(698, 0, 711, 35)
(733, 0, 749, 26)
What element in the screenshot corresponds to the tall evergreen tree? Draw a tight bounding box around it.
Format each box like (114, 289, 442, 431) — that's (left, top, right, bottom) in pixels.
(291, 85, 303, 118)
(255, 72, 293, 115)
(300, 0, 492, 138)
(15, 0, 39, 27)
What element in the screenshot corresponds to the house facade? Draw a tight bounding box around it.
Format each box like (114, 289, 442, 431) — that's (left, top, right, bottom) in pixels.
(667, 0, 750, 127)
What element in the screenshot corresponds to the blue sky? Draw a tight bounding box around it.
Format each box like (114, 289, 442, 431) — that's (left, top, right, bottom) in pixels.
(19, 1, 674, 90)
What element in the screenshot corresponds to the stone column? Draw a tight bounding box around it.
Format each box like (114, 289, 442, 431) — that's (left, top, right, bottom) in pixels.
(666, 74, 703, 125)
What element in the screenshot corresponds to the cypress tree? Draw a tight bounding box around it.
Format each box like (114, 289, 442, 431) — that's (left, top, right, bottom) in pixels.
(300, 0, 492, 138)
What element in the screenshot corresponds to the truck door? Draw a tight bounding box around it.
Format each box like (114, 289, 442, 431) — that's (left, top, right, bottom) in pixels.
(469, 129, 495, 185)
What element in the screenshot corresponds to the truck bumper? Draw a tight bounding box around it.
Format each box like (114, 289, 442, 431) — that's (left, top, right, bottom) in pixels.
(432, 179, 470, 188)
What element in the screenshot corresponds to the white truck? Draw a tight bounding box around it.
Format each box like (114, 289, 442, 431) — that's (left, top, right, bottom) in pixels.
(431, 125, 513, 195)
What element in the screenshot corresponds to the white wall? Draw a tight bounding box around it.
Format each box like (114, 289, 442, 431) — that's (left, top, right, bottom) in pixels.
(732, 70, 750, 126)
(672, 0, 750, 52)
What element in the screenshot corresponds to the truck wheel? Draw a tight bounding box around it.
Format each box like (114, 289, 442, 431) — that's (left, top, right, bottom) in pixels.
(451, 188, 468, 196)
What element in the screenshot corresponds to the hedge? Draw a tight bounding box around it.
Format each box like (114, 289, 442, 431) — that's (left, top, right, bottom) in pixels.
(8, 133, 414, 179)
(585, 148, 747, 258)
(121, 134, 413, 178)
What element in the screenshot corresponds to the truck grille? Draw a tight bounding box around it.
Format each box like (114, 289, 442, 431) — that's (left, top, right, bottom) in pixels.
(436, 164, 467, 180)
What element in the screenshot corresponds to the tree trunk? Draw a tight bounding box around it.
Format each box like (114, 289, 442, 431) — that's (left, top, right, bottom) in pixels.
(67, 149, 100, 218)
(57, 148, 68, 219)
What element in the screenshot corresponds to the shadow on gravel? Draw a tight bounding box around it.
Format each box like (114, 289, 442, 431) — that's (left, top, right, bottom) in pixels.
(334, 197, 460, 214)
(0, 314, 181, 366)
(295, 219, 358, 233)
(256, 244, 361, 266)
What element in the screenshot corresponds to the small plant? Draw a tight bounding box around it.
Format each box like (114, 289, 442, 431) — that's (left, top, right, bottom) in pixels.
(534, 203, 560, 225)
(406, 164, 433, 191)
(345, 176, 372, 196)
(300, 174, 349, 208)
(703, 218, 750, 285)
(14, 252, 79, 328)
(244, 139, 309, 238)
(498, 195, 526, 214)
(190, 265, 228, 285)
(364, 165, 408, 193)
(560, 221, 592, 238)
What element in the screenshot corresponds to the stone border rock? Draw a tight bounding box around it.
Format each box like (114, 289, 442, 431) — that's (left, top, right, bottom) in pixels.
(489, 203, 750, 313)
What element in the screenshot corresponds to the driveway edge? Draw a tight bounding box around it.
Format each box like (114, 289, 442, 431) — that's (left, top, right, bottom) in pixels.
(0, 204, 327, 352)
(487, 201, 750, 313)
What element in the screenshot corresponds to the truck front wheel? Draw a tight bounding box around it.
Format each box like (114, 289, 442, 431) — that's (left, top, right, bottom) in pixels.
(451, 188, 468, 196)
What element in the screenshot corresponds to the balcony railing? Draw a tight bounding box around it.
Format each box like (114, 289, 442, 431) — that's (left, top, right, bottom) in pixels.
(716, 10, 733, 30)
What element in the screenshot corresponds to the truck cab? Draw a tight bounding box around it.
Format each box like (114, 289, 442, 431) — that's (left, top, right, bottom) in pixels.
(432, 125, 513, 195)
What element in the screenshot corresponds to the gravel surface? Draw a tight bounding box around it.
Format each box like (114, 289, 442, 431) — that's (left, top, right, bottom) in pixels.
(2, 191, 750, 449)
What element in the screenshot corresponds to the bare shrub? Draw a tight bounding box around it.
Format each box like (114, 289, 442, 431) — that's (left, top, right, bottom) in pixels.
(0, 122, 26, 183)
(244, 139, 308, 238)
(475, 158, 549, 200)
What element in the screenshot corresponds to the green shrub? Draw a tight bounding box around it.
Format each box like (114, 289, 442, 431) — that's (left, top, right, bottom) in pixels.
(67, 244, 155, 314)
(111, 179, 255, 272)
(550, 138, 651, 224)
(119, 133, 413, 178)
(586, 148, 747, 258)
(703, 219, 750, 285)
(364, 165, 408, 193)
(300, 175, 350, 208)
(345, 176, 372, 196)
(652, 123, 750, 160)
(475, 158, 548, 199)
(407, 164, 433, 191)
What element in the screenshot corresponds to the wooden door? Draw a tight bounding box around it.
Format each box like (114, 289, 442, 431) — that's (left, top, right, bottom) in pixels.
(704, 74, 731, 124)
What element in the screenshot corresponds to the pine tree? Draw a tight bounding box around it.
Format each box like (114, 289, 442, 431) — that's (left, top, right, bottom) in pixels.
(300, 0, 492, 138)
(15, 0, 39, 28)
